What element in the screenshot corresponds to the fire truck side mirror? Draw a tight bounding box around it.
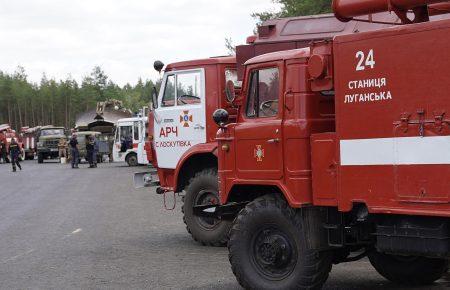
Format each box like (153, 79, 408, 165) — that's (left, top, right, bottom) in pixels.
(225, 80, 236, 103)
(153, 60, 164, 73)
(151, 86, 158, 109)
(213, 109, 229, 128)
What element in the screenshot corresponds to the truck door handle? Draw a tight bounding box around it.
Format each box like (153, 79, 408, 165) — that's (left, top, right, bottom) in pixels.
(267, 138, 280, 143)
(194, 124, 205, 130)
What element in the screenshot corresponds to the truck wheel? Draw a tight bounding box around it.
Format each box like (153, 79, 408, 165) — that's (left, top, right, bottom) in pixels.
(37, 153, 44, 164)
(228, 195, 333, 290)
(182, 169, 232, 247)
(126, 153, 138, 166)
(368, 251, 448, 285)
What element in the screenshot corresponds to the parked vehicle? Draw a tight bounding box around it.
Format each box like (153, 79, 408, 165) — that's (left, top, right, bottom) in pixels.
(72, 131, 107, 163)
(0, 124, 24, 161)
(21, 126, 40, 160)
(113, 115, 149, 166)
(36, 126, 66, 163)
(198, 0, 450, 288)
(134, 56, 238, 245)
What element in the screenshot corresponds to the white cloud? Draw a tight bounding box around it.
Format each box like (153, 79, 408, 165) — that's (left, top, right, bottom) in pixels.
(0, 0, 278, 86)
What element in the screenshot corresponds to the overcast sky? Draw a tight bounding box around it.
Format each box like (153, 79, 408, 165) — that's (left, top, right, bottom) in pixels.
(0, 0, 279, 86)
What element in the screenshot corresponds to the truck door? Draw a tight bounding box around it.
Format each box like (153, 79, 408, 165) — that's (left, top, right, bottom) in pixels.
(235, 66, 283, 180)
(154, 69, 206, 169)
(137, 120, 148, 165)
(113, 122, 132, 162)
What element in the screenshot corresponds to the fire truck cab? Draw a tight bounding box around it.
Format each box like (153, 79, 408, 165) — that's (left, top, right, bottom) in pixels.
(134, 56, 238, 245)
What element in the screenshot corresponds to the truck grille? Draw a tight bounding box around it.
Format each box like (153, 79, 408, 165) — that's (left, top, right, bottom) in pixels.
(44, 140, 59, 149)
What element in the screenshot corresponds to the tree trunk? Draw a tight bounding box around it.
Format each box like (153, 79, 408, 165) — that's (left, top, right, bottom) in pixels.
(17, 101, 23, 129)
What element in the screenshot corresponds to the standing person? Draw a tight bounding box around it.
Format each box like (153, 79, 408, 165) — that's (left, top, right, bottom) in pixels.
(58, 138, 68, 160)
(9, 138, 22, 172)
(86, 135, 95, 168)
(93, 135, 99, 168)
(120, 135, 127, 152)
(69, 134, 79, 169)
(0, 132, 7, 164)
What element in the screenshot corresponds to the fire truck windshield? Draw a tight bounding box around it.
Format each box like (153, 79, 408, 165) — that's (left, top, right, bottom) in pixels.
(41, 129, 64, 136)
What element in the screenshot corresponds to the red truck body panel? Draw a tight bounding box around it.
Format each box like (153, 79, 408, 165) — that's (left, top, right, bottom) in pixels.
(330, 18, 450, 217)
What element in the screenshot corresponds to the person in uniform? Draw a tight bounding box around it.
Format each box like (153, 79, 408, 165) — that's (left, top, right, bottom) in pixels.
(0, 132, 7, 164)
(93, 135, 99, 168)
(9, 138, 22, 172)
(58, 138, 68, 160)
(69, 134, 79, 169)
(86, 135, 95, 168)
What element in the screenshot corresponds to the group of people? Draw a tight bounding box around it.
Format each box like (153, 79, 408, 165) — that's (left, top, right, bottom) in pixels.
(1, 131, 101, 172)
(68, 134, 99, 169)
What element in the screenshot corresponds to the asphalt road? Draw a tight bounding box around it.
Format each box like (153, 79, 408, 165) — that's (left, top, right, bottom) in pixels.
(0, 160, 448, 289)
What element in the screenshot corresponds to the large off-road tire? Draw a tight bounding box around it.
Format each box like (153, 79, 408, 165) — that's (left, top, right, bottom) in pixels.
(182, 169, 232, 247)
(126, 153, 138, 167)
(368, 251, 448, 285)
(37, 153, 44, 164)
(228, 195, 333, 290)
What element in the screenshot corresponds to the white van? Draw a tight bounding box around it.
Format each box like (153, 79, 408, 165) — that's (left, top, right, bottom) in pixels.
(112, 116, 148, 166)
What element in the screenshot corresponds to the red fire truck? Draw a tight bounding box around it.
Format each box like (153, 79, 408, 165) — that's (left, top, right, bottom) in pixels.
(137, 9, 450, 247)
(0, 124, 24, 161)
(21, 126, 40, 160)
(198, 0, 450, 288)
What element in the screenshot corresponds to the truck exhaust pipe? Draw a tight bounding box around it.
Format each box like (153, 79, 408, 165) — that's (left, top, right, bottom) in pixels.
(333, 0, 450, 23)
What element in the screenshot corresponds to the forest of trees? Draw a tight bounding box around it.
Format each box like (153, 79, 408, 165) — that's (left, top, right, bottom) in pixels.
(252, 0, 332, 23)
(1, 0, 332, 131)
(0, 66, 156, 130)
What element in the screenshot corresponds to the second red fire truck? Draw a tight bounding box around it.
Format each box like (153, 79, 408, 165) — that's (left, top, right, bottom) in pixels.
(200, 0, 450, 289)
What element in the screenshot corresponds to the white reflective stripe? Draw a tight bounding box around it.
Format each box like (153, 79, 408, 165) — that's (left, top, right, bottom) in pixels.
(340, 136, 450, 166)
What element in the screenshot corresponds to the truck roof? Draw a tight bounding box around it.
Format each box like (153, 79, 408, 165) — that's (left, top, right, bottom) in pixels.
(42, 126, 65, 130)
(245, 48, 310, 65)
(236, 12, 450, 80)
(334, 16, 450, 44)
(166, 56, 236, 71)
(75, 131, 101, 135)
(0, 124, 10, 131)
(117, 116, 148, 123)
(249, 13, 398, 45)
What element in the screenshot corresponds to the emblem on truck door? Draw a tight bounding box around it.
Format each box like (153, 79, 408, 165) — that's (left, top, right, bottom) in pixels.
(254, 145, 265, 162)
(180, 110, 193, 127)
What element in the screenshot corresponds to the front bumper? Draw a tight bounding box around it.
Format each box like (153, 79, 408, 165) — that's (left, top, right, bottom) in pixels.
(134, 171, 160, 188)
(37, 148, 59, 154)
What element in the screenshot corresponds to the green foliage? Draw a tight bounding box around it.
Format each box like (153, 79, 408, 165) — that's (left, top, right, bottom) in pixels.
(0, 66, 155, 130)
(253, 0, 332, 23)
